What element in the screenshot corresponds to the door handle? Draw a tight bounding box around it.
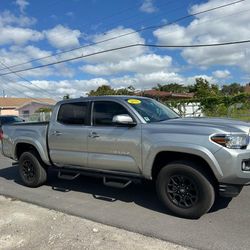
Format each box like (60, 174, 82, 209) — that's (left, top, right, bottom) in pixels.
(88, 131, 100, 138)
(51, 131, 62, 136)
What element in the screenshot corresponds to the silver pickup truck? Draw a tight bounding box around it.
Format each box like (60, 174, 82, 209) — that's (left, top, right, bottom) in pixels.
(1, 96, 250, 218)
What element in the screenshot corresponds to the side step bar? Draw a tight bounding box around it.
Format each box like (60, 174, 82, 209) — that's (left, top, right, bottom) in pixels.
(103, 177, 132, 189)
(52, 166, 142, 189)
(58, 171, 80, 180)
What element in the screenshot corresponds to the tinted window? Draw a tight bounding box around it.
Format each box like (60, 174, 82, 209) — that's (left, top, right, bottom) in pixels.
(57, 102, 88, 125)
(93, 101, 129, 126)
(0, 116, 23, 124)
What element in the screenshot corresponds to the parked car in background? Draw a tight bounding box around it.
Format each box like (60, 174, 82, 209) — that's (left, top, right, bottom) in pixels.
(0, 115, 24, 127)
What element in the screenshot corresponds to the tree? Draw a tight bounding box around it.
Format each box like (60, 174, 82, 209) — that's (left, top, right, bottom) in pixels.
(153, 83, 188, 93)
(88, 85, 116, 96)
(35, 107, 52, 113)
(190, 78, 219, 98)
(88, 85, 135, 96)
(221, 83, 244, 96)
(63, 94, 70, 99)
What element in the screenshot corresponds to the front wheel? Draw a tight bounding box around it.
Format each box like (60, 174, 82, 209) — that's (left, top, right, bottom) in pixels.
(156, 161, 215, 219)
(19, 151, 47, 187)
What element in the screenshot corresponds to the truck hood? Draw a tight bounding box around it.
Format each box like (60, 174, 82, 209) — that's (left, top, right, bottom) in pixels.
(149, 117, 250, 134)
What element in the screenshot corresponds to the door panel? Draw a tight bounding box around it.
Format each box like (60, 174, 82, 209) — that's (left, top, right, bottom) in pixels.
(48, 102, 89, 167)
(87, 101, 142, 173)
(88, 126, 141, 173)
(49, 124, 89, 166)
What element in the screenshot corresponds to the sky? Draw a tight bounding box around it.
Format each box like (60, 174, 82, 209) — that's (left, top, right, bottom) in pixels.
(0, 0, 250, 99)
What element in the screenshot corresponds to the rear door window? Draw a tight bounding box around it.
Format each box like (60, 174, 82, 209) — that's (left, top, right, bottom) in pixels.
(57, 102, 88, 125)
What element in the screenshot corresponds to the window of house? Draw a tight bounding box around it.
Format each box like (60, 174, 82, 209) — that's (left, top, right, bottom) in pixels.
(93, 101, 129, 126)
(57, 102, 88, 125)
(22, 110, 30, 118)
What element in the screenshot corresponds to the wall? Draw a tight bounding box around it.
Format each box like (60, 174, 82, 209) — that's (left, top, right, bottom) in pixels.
(0, 109, 19, 116)
(18, 103, 53, 119)
(172, 102, 203, 117)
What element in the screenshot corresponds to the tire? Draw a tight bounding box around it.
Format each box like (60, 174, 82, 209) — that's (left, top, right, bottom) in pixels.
(19, 151, 47, 187)
(156, 161, 215, 219)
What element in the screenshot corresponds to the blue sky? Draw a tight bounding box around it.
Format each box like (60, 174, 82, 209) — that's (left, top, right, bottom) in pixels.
(0, 0, 250, 99)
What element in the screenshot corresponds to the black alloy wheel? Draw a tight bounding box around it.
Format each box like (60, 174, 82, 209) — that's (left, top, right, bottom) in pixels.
(156, 161, 215, 219)
(167, 174, 198, 208)
(22, 159, 36, 182)
(19, 151, 47, 187)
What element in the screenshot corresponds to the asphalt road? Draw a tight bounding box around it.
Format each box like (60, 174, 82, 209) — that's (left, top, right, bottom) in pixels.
(0, 153, 250, 250)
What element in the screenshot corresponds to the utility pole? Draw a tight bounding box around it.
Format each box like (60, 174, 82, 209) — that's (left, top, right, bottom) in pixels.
(2, 90, 5, 98)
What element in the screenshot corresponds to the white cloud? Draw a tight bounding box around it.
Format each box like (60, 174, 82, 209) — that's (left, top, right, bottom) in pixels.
(0, 11, 36, 27)
(212, 69, 230, 79)
(153, 24, 191, 45)
(16, 0, 29, 14)
(110, 71, 184, 90)
(80, 54, 172, 75)
(186, 75, 216, 85)
(66, 12, 74, 17)
(153, 0, 250, 72)
(2, 72, 222, 99)
(45, 25, 81, 49)
(140, 0, 158, 13)
(79, 27, 146, 64)
(0, 45, 51, 67)
(3, 78, 109, 99)
(0, 26, 43, 45)
(0, 45, 74, 78)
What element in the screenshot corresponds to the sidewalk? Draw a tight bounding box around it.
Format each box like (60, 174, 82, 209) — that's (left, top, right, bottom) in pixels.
(0, 195, 189, 250)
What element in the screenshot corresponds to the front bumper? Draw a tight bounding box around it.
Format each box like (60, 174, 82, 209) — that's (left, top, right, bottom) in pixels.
(214, 148, 250, 185)
(219, 183, 244, 197)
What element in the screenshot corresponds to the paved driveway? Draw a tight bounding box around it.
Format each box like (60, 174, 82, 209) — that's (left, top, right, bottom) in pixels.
(0, 153, 250, 250)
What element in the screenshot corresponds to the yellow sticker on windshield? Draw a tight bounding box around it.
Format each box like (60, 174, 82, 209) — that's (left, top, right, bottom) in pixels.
(127, 99, 141, 104)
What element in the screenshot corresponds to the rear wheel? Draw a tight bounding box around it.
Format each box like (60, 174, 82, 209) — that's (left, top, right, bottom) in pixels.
(156, 161, 215, 219)
(19, 151, 47, 187)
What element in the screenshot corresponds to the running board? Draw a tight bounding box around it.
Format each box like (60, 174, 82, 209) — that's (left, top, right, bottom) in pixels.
(58, 171, 80, 180)
(103, 177, 132, 189)
(52, 166, 142, 187)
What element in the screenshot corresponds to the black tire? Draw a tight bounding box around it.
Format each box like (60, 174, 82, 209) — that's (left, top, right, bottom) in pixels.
(19, 151, 47, 187)
(156, 161, 215, 219)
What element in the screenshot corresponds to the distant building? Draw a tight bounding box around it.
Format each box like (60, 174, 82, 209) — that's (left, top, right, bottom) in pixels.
(137, 89, 194, 101)
(0, 98, 56, 118)
(244, 83, 250, 93)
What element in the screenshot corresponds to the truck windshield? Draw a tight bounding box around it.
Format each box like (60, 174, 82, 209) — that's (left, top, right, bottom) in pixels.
(126, 98, 179, 123)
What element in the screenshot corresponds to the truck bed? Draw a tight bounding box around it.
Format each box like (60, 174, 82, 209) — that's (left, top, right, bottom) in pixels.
(1, 122, 50, 164)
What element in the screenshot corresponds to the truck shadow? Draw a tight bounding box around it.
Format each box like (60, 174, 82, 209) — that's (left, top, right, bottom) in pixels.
(0, 165, 232, 218)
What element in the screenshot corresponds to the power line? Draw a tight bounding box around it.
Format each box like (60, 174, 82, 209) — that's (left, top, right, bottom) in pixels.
(0, 77, 44, 100)
(0, 39, 249, 77)
(0, 0, 244, 72)
(95, 0, 178, 33)
(0, 61, 53, 96)
(0, 0, 177, 73)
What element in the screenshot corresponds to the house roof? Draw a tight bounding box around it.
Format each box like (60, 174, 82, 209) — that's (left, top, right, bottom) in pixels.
(0, 98, 56, 109)
(137, 90, 194, 99)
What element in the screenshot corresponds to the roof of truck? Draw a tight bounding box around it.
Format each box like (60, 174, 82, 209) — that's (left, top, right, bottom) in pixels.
(57, 95, 150, 105)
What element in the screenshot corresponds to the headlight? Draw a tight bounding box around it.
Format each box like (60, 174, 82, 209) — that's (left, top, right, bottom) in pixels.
(211, 134, 249, 149)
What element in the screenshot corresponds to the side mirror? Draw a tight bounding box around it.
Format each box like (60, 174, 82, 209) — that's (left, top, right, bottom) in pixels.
(112, 114, 136, 126)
